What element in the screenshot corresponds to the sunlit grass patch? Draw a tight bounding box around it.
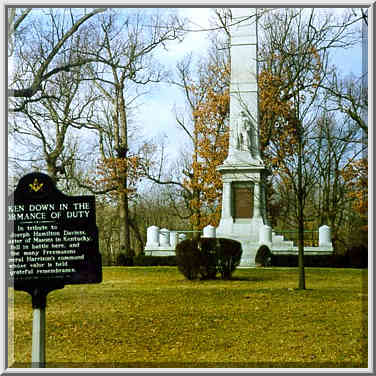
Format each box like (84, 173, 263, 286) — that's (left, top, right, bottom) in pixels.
(9, 266, 367, 368)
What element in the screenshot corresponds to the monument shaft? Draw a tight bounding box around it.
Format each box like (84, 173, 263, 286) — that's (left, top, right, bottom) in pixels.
(226, 8, 262, 165)
(217, 8, 266, 266)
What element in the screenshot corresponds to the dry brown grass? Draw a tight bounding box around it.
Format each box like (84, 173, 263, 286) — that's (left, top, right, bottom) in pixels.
(8, 266, 368, 368)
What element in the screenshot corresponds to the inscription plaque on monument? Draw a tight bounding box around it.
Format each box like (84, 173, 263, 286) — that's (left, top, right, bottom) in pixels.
(233, 184, 254, 219)
(8, 172, 102, 291)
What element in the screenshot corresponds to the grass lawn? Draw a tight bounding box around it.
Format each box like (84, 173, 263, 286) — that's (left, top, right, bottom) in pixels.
(8, 266, 368, 368)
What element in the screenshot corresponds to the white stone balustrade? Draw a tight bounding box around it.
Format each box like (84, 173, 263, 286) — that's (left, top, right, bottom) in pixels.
(202, 225, 216, 238)
(159, 228, 170, 247)
(170, 231, 178, 249)
(319, 225, 331, 247)
(145, 227, 198, 253)
(145, 226, 159, 248)
(144, 223, 333, 260)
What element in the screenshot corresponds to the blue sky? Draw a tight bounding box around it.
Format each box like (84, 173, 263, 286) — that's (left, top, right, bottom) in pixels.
(6, 6, 366, 176)
(134, 8, 215, 161)
(134, 7, 365, 163)
(332, 41, 363, 77)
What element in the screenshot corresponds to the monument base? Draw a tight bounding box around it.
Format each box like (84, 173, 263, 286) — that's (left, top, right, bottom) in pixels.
(216, 157, 268, 267)
(223, 150, 264, 167)
(216, 216, 265, 267)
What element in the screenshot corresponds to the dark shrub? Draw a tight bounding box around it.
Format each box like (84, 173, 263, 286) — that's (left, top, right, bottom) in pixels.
(270, 252, 369, 268)
(270, 254, 297, 267)
(133, 255, 177, 266)
(197, 239, 218, 279)
(215, 238, 242, 279)
(347, 246, 368, 268)
(272, 254, 334, 267)
(255, 245, 273, 267)
(175, 239, 202, 280)
(330, 253, 348, 268)
(198, 238, 242, 279)
(175, 237, 242, 280)
(301, 255, 330, 267)
(116, 253, 134, 266)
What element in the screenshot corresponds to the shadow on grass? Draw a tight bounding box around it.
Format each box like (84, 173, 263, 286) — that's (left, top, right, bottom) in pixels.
(230, 275, 277, 282)
(173, 270, 289, 284)
(230, 270, 289, 282)
(174, 276, 272, 284)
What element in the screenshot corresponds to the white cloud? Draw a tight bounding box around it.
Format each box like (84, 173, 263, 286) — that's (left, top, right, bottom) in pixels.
(156, 8, 214, 68)
(136, 8, 216, 160)
(177, 7, 214, 53)
(135, 83, 190, 160)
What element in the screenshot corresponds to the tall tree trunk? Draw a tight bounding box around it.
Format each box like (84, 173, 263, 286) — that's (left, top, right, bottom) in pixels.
(46, 157, 58, 185)
(297, 121, 306, 290)
(191, 119, 202, 237)
(192, 187, 201, 238)
(117, 85, 132, 257)
(297, 198, 305, 289)
(129, 216, 144, 255)
(118, 190, 131, 256)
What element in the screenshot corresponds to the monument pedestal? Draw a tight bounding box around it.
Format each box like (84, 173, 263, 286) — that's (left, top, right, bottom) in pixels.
(216, 162, 267, 266)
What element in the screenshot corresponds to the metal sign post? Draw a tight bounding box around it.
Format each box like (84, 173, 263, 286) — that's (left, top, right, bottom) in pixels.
(17, 286, 62, 368)
(30, 289, 47, 368)
(31, 306, 46, 367)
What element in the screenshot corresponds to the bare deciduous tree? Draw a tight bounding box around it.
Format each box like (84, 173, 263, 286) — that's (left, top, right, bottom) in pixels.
(8, 7, 106, 106)
(82, 9, 186, 257)
(258, 8, 363, 289)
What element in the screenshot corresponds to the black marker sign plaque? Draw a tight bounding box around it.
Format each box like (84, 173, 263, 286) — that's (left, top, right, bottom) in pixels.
(8, 172, 102, 293)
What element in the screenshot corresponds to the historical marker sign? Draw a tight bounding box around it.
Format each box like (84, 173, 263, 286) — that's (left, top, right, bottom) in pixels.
(8, 172, 102, 292)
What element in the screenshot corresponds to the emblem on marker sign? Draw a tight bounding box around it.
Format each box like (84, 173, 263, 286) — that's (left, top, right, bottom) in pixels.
(29, 178, 44, 192)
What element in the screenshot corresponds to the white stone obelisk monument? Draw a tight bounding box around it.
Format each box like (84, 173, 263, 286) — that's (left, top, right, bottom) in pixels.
(216, 8, 267, 266)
